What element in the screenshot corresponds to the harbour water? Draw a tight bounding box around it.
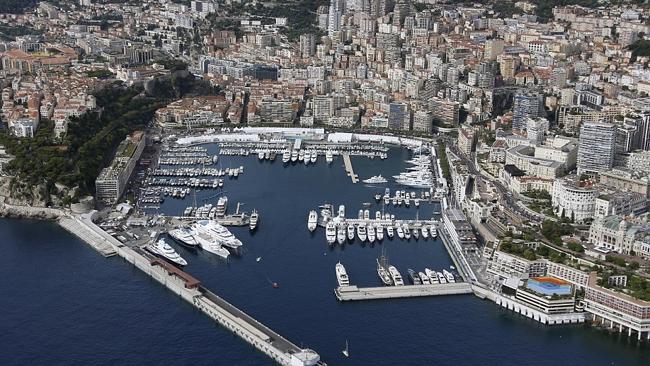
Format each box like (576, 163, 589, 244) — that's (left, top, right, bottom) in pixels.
(1, 146, 649, 365)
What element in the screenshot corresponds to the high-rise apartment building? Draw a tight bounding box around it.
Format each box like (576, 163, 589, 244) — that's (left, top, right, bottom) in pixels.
(512, 92, 543, 132)
(577, 122, 617, 175)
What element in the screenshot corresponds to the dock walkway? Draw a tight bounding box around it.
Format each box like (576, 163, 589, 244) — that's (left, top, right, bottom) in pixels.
(335, 283, 472, 301)
(59, 216, 117, 257)
(342, 153, 359, 183)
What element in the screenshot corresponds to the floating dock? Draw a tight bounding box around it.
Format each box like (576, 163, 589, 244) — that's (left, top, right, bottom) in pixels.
(342, 153, 359, 183)
(334, 283, 473, 301)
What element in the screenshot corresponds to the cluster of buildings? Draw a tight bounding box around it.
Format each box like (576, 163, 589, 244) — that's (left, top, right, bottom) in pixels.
(155, 95, 233, 128)
(486, 249, 650, 339)
(1, 63, 100, 138)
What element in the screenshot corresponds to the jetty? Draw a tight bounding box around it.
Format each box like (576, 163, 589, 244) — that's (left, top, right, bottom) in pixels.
(59, 215, 117, 257)
(342, 153, 359, 183)
(62, 213, 325, 366)
(334, 283, 473, 301)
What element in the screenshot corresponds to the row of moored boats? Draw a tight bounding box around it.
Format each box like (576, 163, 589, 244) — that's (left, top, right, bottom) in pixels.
(407, 268, 457, 285)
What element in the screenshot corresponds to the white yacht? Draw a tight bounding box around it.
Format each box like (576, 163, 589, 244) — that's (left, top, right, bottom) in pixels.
(290, 149, 298, 162)
(412, 226, 419, 240)
(386, 225, 394, 238)
(249, 209, 259, 231)
(367, 225, 376, 243)
(282, 151, 290, 163)
(335, 262, 350, 287)
(377, 256, 393, 286)
(337, 224, 346, 245)
(388, 266, 404, 286)
(192, 220, 242, 249)
(437, 271, 447, 284)
(325, 221, 337, 244)
(347, 224, 355, 241)
(307, 210, 318, 232)
(403, 225, 411, 240)
(376, 225, 384, 241)
(396, 225, 404, 239)
(408, 269, 422, 285)
(419, 272, 431, 285)
(357, 223, 367, 241)
(257, 151, 265, 160)
(310, 151, 317, 163)
(168, 227, 200, 247)
(338, 205, 345, 218)
(362, 175, 388, 184)
(421, 226, 429, 239)
(443, 269, 456, 283)
(146, 238, 187, 266)
(425, 268, 439, 284)
(216, 196, 228, 217)
(298, 149, 305, 161)
(325, 150, 333, 164)
(363, 209, 370, 220)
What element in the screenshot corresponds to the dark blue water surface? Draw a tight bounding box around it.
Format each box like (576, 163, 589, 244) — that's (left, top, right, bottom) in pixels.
(1, 147, 649, 365)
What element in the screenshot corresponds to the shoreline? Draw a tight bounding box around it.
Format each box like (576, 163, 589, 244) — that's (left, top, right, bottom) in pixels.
(0, 196, 64, 220)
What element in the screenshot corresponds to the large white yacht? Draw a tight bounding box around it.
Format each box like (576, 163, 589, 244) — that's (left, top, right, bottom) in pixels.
(403, 224, 411, 240)
(425, 268, 439, 284)
(388, 266, 404, 286)
(146, 238, 187, 266)
(337, 224, 346, 245)
(362, 175, 388, 184)
(437, 271, 447, 284)
(307, 210, 318, 232)
(376, 256, 393, 286)
(421, 226, 429, 239)
(376, 225, 384, 241)
(168, 227, 199, 247)
(216, 196, 228, 217)
(325, 221, 337, 244)
(443, 269, 456, 283)
(396, 225, 404, 239)
(335, 262, 350, 287)
(367, 225, 376, 243)
(326, 150, 333, 164)
(249, 209, 259, 231)
(347, 224, 355, 241)
(192, 220, 242, 249)
(386, 225, 394, 239)
(418, 272, 431, 285)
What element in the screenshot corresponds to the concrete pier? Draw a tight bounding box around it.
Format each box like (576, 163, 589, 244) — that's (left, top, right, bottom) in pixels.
(342, 154, 359, 183)
(62, 213, 325, 366)
(59, 215, 117, 257)
(335, 283, 472, 301)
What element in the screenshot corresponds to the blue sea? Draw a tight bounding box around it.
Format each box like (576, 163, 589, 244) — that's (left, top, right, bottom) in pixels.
(1, 147, 648, 365)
